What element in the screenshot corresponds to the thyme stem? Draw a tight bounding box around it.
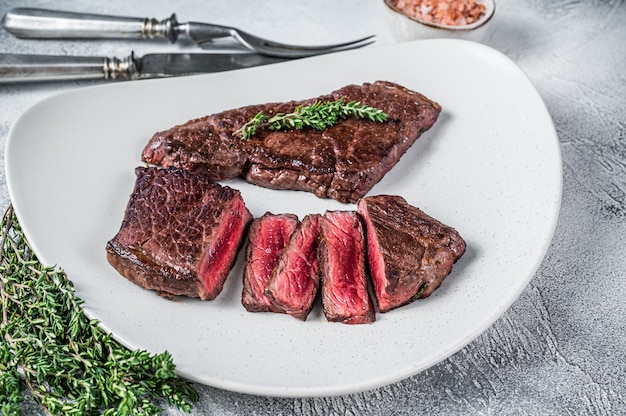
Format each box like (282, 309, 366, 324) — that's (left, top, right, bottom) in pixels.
(239, 98, 388, 140)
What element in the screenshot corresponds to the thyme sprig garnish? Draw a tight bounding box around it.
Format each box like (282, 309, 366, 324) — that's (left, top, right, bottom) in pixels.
(0, 206, 198, 415)
(239, 98, 388, 140)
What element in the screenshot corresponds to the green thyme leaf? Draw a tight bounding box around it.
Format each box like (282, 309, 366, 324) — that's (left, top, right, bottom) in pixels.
(239, 98, 388, 140)
(239, 111, 268, 141)
(412, 283, 429, 301)
(0, 206, 198, 415)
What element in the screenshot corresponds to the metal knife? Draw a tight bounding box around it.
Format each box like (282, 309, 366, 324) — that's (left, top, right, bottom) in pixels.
(0, 52, 286, 83)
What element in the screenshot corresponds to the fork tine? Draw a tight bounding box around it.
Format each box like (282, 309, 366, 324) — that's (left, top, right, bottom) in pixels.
(233, 33, 376, 58)
(261, 35, 376, 52)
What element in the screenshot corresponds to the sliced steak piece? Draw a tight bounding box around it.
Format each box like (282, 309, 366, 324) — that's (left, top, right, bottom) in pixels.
(318, 211, 375, 324)
(264, 214, 322, 321)
(106, 166, 252, 300)
(357, 195, 466, 312)
(142, 81, 441, 203)
(242, 212, 300, 313)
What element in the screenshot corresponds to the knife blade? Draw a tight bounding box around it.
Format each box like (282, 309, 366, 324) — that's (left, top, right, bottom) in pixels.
(0, 52, 287, 83)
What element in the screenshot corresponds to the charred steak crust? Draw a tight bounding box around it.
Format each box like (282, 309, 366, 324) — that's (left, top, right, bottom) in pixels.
(357, 195, 466, 313)
(106, 166, 252, 300)
(142, 81, 442, 203)
(264, 214, 322, 321)
(318, 211, 376, 324)
(242, 212, 300, 313)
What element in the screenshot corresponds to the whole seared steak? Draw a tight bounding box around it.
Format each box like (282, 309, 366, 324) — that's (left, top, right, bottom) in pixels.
(318, 211, 375, 324)
(357, 195, 466, 312)
(264, 214, 322, 321)
(242, 212, 300, 313)
(142, 81, 441, 203)
(106, 166, 252, 300)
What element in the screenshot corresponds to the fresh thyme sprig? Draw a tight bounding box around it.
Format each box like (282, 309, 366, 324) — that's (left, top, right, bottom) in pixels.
(239, 98, 388, 140)
(0, 206, 198, 415)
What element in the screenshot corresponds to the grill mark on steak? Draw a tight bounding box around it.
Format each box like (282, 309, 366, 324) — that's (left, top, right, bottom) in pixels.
(242, 212, 300, 313)
(264, 214, 322, 321)
(142, 81, 442, 203)
(106, 166, 252, 300)
(318, 211, 376, 324)
(357, 195, 466, 313)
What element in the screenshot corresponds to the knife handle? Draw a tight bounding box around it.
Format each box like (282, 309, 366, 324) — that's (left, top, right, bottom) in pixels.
(1, 8, 178, 42)
(0, 53, 138, 83)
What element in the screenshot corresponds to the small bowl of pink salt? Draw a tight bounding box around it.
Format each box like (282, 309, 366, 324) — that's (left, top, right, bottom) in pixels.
(384, 0, 495, 42)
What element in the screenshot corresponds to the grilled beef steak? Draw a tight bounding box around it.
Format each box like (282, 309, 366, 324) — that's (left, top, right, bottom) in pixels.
(357, 195, 466, 312)
(242, 212, 300, 313)
(318, 211, 375, 324)
(142, 81, 442, 203)
(264, 214, 322, 321)
(106, 166, 252, 300)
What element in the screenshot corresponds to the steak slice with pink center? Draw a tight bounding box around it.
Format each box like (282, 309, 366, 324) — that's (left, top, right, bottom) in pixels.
(106, 166, 252, 300)
(318, 210, 375, 324)
(242, 212, 300, 313)
(264, 214, 322, 321)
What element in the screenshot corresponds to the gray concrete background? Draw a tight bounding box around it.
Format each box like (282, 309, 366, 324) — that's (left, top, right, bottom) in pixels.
(1, 0, 625, 414)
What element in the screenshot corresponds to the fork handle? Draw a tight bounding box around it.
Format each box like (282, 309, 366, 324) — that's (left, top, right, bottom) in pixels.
(1, 8, 178, 42)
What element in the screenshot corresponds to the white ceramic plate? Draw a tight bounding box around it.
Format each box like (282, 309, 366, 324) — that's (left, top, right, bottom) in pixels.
(5, 39, 562, 397)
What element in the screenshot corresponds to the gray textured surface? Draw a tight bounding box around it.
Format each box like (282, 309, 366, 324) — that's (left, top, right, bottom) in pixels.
(2, 0, 625, 414)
